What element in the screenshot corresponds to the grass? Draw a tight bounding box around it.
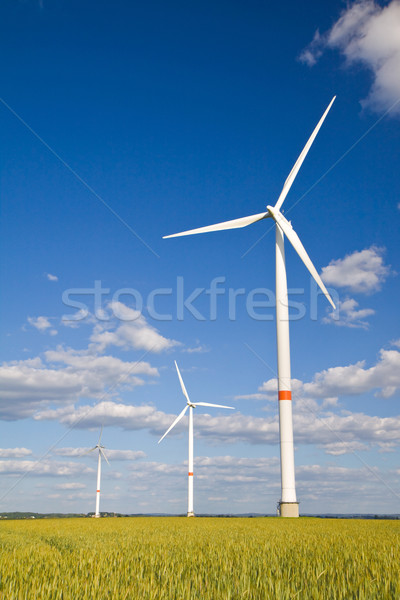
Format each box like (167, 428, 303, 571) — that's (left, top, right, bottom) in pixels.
(0, 517, 399, 599)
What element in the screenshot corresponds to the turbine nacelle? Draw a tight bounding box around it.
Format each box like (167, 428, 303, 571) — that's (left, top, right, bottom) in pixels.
(266, 205, 289, 226)
(82, 428, 111, 465)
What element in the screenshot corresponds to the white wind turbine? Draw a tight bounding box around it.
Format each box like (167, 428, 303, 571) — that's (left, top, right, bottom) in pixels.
(163, 98, 337, 517)
(159, 361, 234, 517)
(83, 427, 110, 518)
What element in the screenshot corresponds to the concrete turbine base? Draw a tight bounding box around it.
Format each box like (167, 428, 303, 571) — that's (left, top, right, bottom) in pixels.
(279, 502, 299, 518)
(187, 512, 195, 518)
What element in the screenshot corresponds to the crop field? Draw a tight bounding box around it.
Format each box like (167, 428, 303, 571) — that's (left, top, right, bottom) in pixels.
(0, 517, 399, 599)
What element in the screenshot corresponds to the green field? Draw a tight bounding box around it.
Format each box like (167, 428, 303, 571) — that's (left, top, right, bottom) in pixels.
(0, 517, 399, 599)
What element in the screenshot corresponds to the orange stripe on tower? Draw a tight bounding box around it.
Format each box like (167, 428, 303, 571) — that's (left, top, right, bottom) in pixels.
(278, 390, 292, 401)
(97, 490, 100, 493)
(188, 472, 193, 476)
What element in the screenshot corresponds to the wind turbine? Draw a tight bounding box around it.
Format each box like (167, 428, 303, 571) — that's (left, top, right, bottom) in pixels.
(163, 98, 337, 517)
(159, 361, 234, 517)
(83, 427, 110, 518)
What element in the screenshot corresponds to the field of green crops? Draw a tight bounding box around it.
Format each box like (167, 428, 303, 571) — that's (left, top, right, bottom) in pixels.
(0, 517, 399, 599)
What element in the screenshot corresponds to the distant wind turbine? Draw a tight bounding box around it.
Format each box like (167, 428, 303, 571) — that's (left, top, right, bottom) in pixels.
(83, 427, 110, 518)
(159, 361, 234, 517)
(163, 97, 337, 517)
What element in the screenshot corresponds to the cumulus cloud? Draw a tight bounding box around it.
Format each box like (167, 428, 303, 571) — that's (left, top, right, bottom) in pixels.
(55, 482, 86, 490)
(1, 301, 179, 420)
(0, 447, 32, 458)
(303, 348, 400, 399)
(299, 0, 400, 115)
(195, 409, 400, 453)
(34, 393, 400, 455)
(0, 459, 93, 477)
(235, 378, 303, 401)
(28, 316, 52, 332)
(12, 453, 397, 514)
(61, 309, 94, 328)
(322, 441, 369, 455)
(54, 447, 146, 461)
(323, 297, 375, 329)
(248, 347, 400, 403)
(126, 455, 400, 514)
(45, 346, 158, 378)
(0, 349, 159, 419)
(185, 344, 210, 354)
(90, 302, 179, 353)
(35, 401, 181, 436)
(321, 246, 390, 293)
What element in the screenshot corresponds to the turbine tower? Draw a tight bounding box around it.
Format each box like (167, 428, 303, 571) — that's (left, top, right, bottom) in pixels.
(159, 361, 234, 517)
(84, 427, 110, 518)
(163, 98, 336, 517)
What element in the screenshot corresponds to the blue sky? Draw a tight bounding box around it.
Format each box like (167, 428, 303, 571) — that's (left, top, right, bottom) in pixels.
(0, 0, 399, 515)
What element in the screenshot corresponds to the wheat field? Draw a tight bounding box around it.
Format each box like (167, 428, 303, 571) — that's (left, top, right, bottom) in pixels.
(0, 517, 399, 599)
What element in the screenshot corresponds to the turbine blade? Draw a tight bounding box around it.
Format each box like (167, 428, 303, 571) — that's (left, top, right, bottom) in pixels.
(163, 212, 269, 239)
(195, 402, 234, 409)
(158, 405, 189, 444)
(100, 447, 110, 466)
(97, 425, 103, 446)
(80, 447, 97, 457)
(274, 96, 336, 212)
(174, 361, 190, 403)
(270, 208, 336, 309)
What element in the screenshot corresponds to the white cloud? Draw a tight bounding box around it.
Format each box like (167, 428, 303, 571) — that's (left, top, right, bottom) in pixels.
(106, 449, 146, 461)
(52, 447, 96, 457)
(54, 447, 146, 461)
(90, 302, 179, 353)
(235, 378, 303, 401)
(1, 302, 174, 420)
(126, 455, 400, 514)
(185, 344, 210, 354)
(208, 496, 228, 501)
(0, 447, 32, 458)
(9, 452, 397, 514)
(61, 309, 95, 328)
(323, 297, 375, 329)
(35, 395, 400, 454)
(0, 459, 93, 476)
(55, 482, 86, 490)
(35, 401, 176, 435)
(303, 348, 400, 399)
(322, 441, 369, 455)
(28, 316, 52, 332)
(234, 393, 272, 401)
(0, 359, 89, 419)
(46, 273, 58, 282)
(251, 347, 400, 401)
(0, 350, 159, 419)
(45, 346, 158, 378)
(300, 0, 400, 115)
(321, 246, 390, 293)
